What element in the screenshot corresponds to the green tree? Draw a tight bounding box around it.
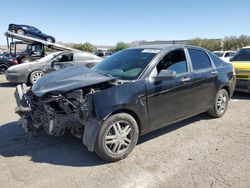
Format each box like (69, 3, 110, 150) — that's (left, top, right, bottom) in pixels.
(82, 42, 96, 52)
(222, 36, 239, 50)
(237, 35, 250, 48)
(73, 42, 96, 52)
(186, 38, 221, 51)
(112, 42, 129, 52)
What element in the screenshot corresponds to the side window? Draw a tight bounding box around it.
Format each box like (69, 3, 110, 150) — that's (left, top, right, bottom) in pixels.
(229, 52, 236, 57)
(188, 49, 212, 71)
(32, 44, 42, 53)
(209, 53, 223, 67)
(156, 49, 188, 74)
(58, 53, 73, 62)
(224, 52, 230, 57)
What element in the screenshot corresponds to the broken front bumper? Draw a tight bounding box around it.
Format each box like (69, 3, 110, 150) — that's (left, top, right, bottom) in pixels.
(14, 84, 37, 136)
(15, 84, 30, 114)
(14, 84, 102, 151)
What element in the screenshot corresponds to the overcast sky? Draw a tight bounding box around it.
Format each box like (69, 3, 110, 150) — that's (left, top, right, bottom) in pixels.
(0, 0, 250, 45)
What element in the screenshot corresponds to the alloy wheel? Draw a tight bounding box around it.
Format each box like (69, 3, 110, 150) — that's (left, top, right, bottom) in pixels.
(105, 121, 132, 154)
(31, 71, 44, 83)
(216, 92, 227, 114)
(47, 37, 53, 42)
(17, 29, 25, 35)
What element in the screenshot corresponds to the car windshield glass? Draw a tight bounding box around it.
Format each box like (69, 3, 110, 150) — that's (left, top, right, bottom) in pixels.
(36, 52, 62, 62)
(92, 48, 159, 79)
(231, 49, 250, 61)
(213, 52, 224, 57)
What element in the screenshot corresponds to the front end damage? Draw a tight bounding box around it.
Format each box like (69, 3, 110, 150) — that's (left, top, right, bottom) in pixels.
(14, 82, 114, 151)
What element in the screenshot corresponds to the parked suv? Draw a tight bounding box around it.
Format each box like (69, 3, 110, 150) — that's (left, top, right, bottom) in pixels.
(14, 45, 236, 162)
(230, 46, 250, 93)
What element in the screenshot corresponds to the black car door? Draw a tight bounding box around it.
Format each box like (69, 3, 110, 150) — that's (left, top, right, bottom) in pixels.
(145, 48, 195, 131)
(187, 48, 218, 113)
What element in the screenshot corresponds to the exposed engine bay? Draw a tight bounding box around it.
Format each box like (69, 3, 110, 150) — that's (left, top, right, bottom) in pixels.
(15, 81, 116, 149)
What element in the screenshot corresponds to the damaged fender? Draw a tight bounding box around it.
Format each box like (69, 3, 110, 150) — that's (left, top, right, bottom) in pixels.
(82, 79, 149, 151)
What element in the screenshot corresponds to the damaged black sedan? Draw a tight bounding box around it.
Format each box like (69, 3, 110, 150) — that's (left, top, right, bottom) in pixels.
(14, 45, 236, 162)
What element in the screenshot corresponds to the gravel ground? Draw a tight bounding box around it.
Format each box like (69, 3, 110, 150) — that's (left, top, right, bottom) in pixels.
(0, 75, 249, 188)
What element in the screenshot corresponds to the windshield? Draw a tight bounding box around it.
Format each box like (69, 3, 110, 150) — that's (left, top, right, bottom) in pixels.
(231, 49, 250, 61)
(36, 52, 62, 62)
(92, 48, 160, 79)
(213, 52, 224, 57)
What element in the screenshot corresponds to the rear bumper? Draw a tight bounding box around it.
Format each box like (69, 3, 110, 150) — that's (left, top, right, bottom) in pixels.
(235, 79, 250, 93)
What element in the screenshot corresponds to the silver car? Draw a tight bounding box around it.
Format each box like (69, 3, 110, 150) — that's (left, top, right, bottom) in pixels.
(6, 50, 102, 84)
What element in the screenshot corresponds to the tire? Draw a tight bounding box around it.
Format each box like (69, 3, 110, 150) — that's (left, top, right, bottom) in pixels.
(208, 89, 229, 118)
(0, 64, 8, 74)
(29, 70, 45, 85)
(46, 37, 54, 43)
(95, 113, 139, 162)
(17, 29, 25, 35)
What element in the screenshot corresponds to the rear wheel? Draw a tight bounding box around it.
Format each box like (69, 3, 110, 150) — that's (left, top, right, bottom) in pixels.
(95, 113, 139, 162)
(29, 70, 45, 85)
(0, 64, 8, 74)
(208, 89, 229, 118)
(17, 29, 25, 35)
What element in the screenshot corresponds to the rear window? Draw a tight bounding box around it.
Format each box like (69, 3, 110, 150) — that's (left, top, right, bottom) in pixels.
(209, 53, 223, 67)
(188, 49, 212, 70)
(231, 49, 250, 61)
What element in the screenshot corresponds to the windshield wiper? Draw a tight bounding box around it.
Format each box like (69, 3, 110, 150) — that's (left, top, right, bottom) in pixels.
(98, 72, 113, 77)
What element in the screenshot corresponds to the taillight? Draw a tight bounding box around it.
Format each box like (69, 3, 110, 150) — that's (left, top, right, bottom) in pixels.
(12, 59, 18, 65)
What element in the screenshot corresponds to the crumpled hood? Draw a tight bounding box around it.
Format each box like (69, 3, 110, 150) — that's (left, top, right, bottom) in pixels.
(32, 64, 116, 97)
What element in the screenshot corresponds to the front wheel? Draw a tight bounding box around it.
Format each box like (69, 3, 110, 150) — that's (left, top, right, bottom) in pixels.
(46, 37, 54, 43)
(17, 29, 25, 35)
(95, 113, 139, 162)
(29, 70, 45, 85)
(208, 89, 229, 118)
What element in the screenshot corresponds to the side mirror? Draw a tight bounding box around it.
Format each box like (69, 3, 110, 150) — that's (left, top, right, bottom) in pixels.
(154, 69, 176, 82)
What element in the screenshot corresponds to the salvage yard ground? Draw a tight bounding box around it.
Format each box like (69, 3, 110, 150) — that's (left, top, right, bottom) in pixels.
(0, 75, 249, 188)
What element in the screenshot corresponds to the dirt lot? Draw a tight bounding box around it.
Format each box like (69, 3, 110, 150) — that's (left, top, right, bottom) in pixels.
(0, 75, 249, 188)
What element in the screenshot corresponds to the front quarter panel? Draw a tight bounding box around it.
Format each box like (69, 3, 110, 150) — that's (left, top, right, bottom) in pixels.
(91, 79, 149, 135)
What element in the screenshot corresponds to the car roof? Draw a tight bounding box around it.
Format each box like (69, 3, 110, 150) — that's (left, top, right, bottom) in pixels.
(130, 44, 206, 51)
(242, 46, 250, 49)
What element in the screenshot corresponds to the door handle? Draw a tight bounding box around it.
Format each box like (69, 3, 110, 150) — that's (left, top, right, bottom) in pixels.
(180, 76, 191, 83)
(211, 70, 218, 75)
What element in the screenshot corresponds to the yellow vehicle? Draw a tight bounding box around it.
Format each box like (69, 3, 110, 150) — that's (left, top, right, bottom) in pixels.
(230, 46, 250, 93)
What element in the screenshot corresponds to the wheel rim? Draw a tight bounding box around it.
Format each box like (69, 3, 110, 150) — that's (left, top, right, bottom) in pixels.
(32, 72, 44, 83)
(17, 29, 24, 35)
(216, 92, 227, 114)
(105, 120, 132, 154)
(0, 65, 7, 74)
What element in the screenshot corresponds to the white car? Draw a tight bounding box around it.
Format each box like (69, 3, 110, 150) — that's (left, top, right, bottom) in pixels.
(213, 51, 237, 62)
